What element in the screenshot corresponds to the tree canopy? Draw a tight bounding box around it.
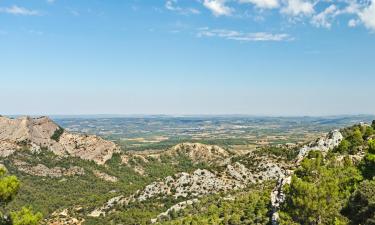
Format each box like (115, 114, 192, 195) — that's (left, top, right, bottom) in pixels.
(0, 167, 41, 225)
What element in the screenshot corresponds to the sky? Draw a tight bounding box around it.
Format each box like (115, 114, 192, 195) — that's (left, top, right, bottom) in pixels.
(0, 0, 374, 116)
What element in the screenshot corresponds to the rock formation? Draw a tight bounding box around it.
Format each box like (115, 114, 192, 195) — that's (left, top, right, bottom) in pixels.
(13, 160, 85, 178)
(271, 129, 343, 225)
(0, 116, 120, 165)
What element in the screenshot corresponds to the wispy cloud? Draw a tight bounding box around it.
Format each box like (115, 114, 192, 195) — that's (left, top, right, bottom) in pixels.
(197, 28, 293, 41)
(239, 0, 279, 9)
(203, 0, 233, 16)
(165, 0, 200, 15)
(0, 5, 40, 16)
(280, 0, 315, 16)
(167, 0, 375, 32)
(311, 4, 339, 28)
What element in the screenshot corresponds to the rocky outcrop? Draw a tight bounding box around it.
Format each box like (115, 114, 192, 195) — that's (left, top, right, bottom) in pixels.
(93, 170, 118, 182)
(88, 195, 134, 217)
(46, 207, 85, 225)
(0, 116, 120, 165)
(121, 142, 232, 175)
(164, 143, 231, 165)
(296, 129, 343, 162)
(0, 116, 60, 145)
(90, 156, 287, 217)
(57, 132, 119, 165)
(271, 175, 292, 224)
(138, 168, 242, 201)
(0, 140, 19, 157)
(150, 199, 199, 223)
(271, 129, 343, 225)
(226, 161, 284, 184)
(13, 160, 85, 178)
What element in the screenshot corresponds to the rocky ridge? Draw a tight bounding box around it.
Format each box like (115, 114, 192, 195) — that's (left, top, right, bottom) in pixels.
(0, 116, 119, 165)
(89, 147, 287, 218)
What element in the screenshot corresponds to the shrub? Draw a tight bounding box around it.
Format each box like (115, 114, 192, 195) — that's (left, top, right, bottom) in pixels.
(51, 127, 64, 142)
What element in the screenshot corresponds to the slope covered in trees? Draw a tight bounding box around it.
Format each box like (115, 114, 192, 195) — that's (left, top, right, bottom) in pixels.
(1, 117, 375, 225)
(0, 167, 41, 225)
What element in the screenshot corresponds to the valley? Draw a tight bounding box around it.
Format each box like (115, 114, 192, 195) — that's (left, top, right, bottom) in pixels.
(0, 115, 374, 225)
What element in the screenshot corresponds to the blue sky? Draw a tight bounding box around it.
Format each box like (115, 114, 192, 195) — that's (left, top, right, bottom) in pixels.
(0, 0, 374, 116)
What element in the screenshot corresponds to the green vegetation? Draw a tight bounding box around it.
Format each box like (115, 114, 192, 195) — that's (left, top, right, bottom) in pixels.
(10, 207, 42, 225)
(257, 146, 300, 161)
(4, 120, 375, 225)
(280, 151, 362, 225)
(50, 127, 64, 142)
(342, 179, 375, 225)
(0, 167, 41, 225)
(159, 185, 272, 225)
(335, 127, 364, 154)
(3, 148, 217, 224)
(279, 123, 375, 225)
(360, 140, 375, 179)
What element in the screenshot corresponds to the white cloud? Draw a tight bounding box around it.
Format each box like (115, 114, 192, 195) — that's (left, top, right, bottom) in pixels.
(281, 0, 314, 16)
(311, 4, 339, 28)
(46, 0, 55, 4)
(203, 0, 233, 16)
(0, 5, 40, 16)
(165, 0, 200, 15)
(197, 28, 292, 41)
(239, 0, 279, 9)
(358, 0, 375, 30)
(164, 0, 375, 32)
(348, 18, 359, 27)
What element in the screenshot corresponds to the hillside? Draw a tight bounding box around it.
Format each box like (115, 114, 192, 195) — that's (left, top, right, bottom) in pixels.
(0, 116, 374, 225)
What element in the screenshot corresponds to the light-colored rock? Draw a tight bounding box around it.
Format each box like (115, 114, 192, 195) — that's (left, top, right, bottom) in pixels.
(0, 116, 60, 145)
(93, 170, 118, 182)
(0, 140, 19, 157)
(138, 168, 244, 201)
(151, 199, 199, 223)
(0, 116, 120, 165)
(164, 143, 231, 165)
(297, 130, 343, 162)
(272, 129, 343, 225)
(46, 208, 85, 225)
(13, 160, 84, 177)
(88, 195, 134, 217)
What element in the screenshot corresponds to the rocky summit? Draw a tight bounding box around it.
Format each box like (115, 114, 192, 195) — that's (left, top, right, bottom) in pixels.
(0, 116, 119, 164)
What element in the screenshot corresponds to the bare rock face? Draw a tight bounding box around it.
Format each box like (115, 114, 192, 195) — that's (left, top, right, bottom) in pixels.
(121, 142, 232, 175)
(0, 116, 119, 165)
(88, 195, 134, 217)
(13, 160, 85, 178)
(271, 129, 343, 225)
(46, 207, 85, 225)
(297, 129, 343, 162)
(150, 199, 199, 223)
(93, 170, 118, 182)
(0, 141, 19, 157)
(0, 116, 59, 145)
(138, 168, 244, 201)
(164, 143, 231, 164)
(57, 132, 119, 165)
